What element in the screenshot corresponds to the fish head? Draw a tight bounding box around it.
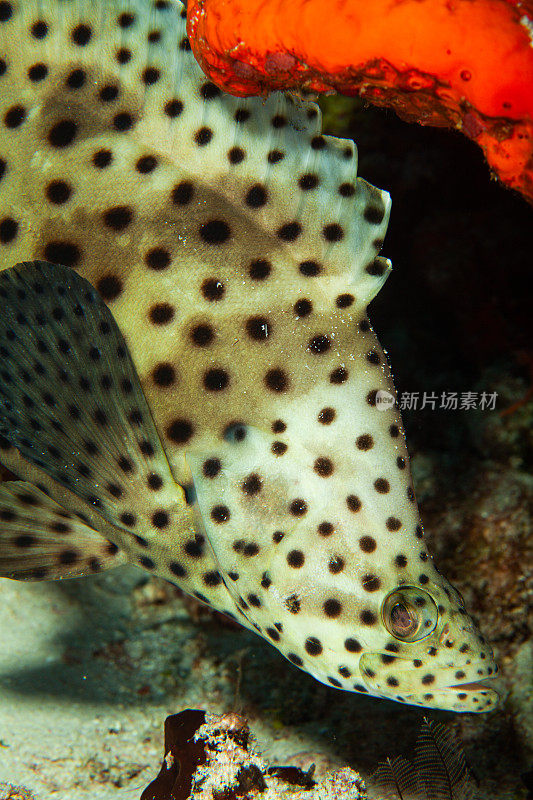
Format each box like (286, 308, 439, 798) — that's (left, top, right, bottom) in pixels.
(358, 570, 500, 712)
(186, 420, 499, 713)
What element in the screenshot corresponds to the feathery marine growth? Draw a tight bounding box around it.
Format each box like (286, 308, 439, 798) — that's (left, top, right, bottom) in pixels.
(0, 0, 499, 712)
(369, 718, 477, 799)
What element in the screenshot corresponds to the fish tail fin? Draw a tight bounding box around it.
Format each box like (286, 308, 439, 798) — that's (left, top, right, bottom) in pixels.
(0, 480, 128, 581)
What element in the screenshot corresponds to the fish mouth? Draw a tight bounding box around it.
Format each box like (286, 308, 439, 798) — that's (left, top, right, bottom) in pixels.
(359, 652, 500, 712)
(406, 675, 501, 713)
(447, 680, 494, 691)
(432, 673, 500, 697)
(394, 675, 499, 713)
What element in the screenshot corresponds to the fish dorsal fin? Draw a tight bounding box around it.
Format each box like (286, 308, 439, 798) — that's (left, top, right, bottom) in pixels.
(0, 480, 127, 580)
(0, 261, 186, 538)
(0, 0, 390, 315)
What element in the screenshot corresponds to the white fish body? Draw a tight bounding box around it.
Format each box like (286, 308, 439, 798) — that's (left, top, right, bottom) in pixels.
(0, 0, 499, 712)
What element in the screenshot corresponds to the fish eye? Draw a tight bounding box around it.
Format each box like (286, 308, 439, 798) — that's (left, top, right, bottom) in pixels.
(382, 587, 439, 642)
(390, 602, 418, 637)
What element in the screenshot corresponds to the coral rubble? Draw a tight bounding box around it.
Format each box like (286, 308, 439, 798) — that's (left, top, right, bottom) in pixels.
(141, 711, 368, 800)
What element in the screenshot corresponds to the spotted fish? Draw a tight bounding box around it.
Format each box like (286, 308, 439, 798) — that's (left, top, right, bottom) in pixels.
(0, 0, 499, 712)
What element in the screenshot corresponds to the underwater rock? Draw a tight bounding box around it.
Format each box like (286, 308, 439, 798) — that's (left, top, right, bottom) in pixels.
(141, 710, 368, 800)
(141, 710, 208, 800)
(187, 0, 533, 204)
(507, 640, 533, 759)
(422, 464, 533, 653)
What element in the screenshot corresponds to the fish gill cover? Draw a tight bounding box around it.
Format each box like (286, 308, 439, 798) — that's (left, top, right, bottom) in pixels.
(0, 0, 499, 712)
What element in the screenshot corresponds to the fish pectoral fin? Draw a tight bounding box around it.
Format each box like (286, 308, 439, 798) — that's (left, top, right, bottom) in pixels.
(0, 261, 187, 546)
(0, 481, 127, 580)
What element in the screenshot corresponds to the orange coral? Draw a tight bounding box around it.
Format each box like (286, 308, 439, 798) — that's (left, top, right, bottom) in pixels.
(188, 0, 533, 204)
